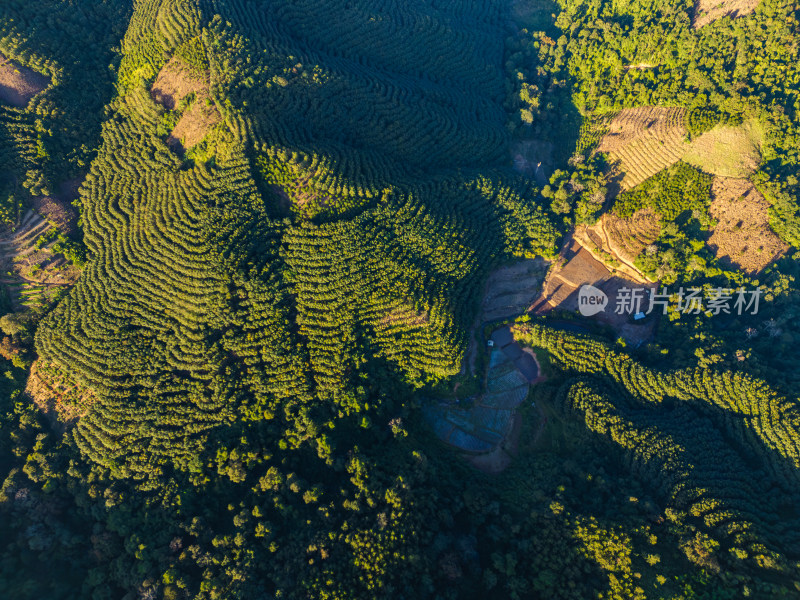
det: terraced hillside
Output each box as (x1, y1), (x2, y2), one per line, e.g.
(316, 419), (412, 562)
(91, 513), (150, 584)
(516, 323), (800, 586)
(33, 0), (559, 483)
(574, 212), (657, 283)
(597, 106), (688, 191)
(3, 0), (800, 599)
(531, 238), (655, 344)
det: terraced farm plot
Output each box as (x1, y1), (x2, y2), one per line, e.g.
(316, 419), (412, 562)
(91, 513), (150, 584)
(425, 328), (540, 471)
(573, 208), (660, 282)
(460, 257), (548, 375)
(532, 238), (655, 345)
(0, 53), (49, 107)
(602, 208), (661, 265)
(597, 106), (687, 191)
(0, 209), (78, 310)
(481, 257), (549, 321)
(693, 0), (761, 28)
(707, 177), (788, 274)
(598, 108), (763, 192)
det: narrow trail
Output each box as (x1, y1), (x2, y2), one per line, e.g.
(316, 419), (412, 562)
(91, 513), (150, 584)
(0, 277), (71, 287)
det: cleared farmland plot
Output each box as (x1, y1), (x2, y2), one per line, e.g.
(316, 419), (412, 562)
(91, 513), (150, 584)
(0, 53), (49, 107)
(480, 257), (549, 321)
(598, 108), (762, 192)
(531, 237), (655, 345)
(424, 345), (531, 457)
(707, 177), (788, 274)
(574, 208), (659, 283)
(693, 0), (761, 29)
(603, 208), (662, 265)
(0, 206), (79, 310)
(598, 107), (688, 191)
(151, 57), (221, 152)
(511, 139), (554, 186)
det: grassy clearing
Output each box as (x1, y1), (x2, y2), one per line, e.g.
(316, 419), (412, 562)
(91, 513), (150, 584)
(682, 119), (762, 177)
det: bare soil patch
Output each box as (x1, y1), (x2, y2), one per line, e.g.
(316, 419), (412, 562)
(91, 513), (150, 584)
(693, 0), (760, 28)
(151, 57), (221, 151)
(379, 304), (429, 328)
(265, 172), (336, 215)
(26, 360), (95, 430)
(150, 57), (206, 109)
(0, 53), (49, 107)
(707, 177), (788, 274)
(167, 98), (222, 151)
(461, 257), (549, 375)
(625, 63), (656, 70)
(532, 237), (655, 346)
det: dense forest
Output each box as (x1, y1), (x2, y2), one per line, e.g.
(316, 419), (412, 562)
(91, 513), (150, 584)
(0, 0), (799, 599)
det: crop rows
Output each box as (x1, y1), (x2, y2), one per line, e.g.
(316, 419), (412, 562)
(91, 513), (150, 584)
(34, 94), (309, 483)
(598, 106), (688, 190)
(562, 379), (796, 570)
(518, 323), (800, 491)
(205, 0), (510, 185)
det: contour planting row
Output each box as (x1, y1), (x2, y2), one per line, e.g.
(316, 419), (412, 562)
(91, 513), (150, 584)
(35, 99), (308, 482)
(208, 0), (509, 178)
(517, 324), (800, 479)
(562, 379), (798, 572)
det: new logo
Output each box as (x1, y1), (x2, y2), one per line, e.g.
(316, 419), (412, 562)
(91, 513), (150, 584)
(578, 284), (608, 316)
